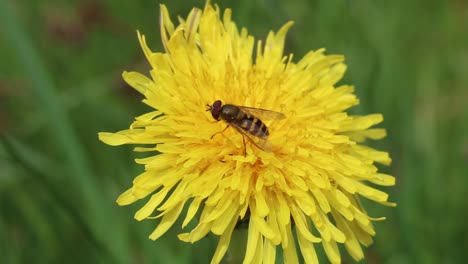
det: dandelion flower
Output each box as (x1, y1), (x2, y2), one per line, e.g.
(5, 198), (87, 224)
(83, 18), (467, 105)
(99, 3), (396, 264)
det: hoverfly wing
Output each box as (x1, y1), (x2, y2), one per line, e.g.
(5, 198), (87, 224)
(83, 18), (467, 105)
(235, 106), (286, 120)
(230, 124), (273, 152)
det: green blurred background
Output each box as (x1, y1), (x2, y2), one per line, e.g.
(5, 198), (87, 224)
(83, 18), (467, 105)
(1, 0), (467, 263)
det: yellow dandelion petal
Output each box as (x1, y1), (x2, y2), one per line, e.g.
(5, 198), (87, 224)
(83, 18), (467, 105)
(263, 237), (277, 264)
(350, 220), (374, 246)
(289, 203), (321, 243)
(115, 188), (136, 206)
(99, 2), (396, 263)
(283, 222), (300, 264)
(210, 211), (238, 264)
(211, 205), (239, 235)
(296, 225), (319, 264)
(134, 187), (169, 221)
(202, 193), (236, 224)
(324, 214), (347, 243)
(178, 222), (213, 243)
(292, 191), (317, 216)
(182, 198), (202, 228)
(264, 206), (282, 245)
(98, 131), (138, 146)
(254, 190), (270, 217)
(250, 198), (277, 243)
(322, 239), (341, 264)
(310, 209), (332, 242)
(332, 210), (365, 261)
(243, 217), (262, 264)
(148, 202), (184, 240)
(310, 187), (331, 213)
(369, 173), (396, 186)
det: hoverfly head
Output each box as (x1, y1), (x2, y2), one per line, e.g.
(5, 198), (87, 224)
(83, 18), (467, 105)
(208, 100), (223, 120)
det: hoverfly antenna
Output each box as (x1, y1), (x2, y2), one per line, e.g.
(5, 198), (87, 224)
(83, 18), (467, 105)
(206, 103), (212, 111)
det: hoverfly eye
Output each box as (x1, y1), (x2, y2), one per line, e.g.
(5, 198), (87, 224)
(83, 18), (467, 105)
(210, 100), (222, 120)
(213, 100), (222, 109)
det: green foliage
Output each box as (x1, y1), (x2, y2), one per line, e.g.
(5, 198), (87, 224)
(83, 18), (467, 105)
(1, 0), (467, 263)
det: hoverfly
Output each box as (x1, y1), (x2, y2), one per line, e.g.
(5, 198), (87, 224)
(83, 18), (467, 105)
(206, 100), (286, 152)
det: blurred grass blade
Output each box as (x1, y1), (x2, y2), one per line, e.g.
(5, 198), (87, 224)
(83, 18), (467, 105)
(2, 135), (61, 178)
(0, 0), (96, 208)
(1, 135), (120, 263)
(0, 1), (127, 262)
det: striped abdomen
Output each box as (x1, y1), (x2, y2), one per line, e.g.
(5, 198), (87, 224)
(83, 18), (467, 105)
(235, 113), (269, 138)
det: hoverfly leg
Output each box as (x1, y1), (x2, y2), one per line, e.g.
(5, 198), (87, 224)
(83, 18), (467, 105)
(242, 135), (246, 157)
(210, 125), (230, 139)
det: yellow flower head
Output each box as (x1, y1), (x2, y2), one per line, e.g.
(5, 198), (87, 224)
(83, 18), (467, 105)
(99, 3), (395, 264)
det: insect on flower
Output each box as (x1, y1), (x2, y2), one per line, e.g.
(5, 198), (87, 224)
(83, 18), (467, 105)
(207, 100), (286, 152)
(99, 3), (397, 263)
